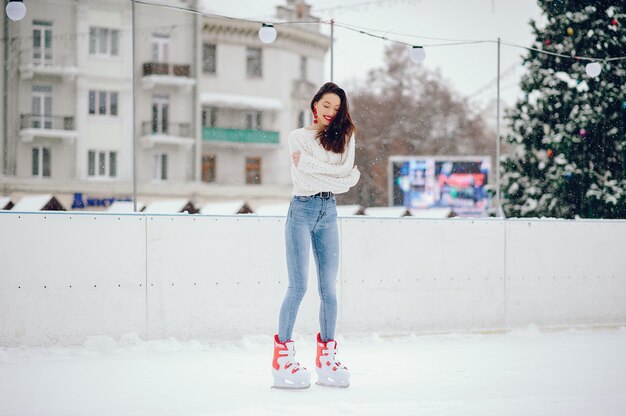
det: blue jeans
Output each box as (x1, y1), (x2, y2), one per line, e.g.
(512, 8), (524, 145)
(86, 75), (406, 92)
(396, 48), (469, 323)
(278, 194), (339, 343)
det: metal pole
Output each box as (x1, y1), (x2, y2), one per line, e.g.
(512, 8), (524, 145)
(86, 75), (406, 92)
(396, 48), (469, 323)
(132, 0), (138, 212)
(192, 0), (200, 183)
(330, 18), (334, 82)
(496, 37), (502, 217)
(3, 2), (9, 176)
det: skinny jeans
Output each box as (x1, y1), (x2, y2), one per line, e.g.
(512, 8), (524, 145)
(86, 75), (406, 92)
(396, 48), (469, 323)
(278, 194), (339, 343)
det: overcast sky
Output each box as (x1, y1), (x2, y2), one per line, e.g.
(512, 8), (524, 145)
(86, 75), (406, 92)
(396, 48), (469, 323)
(203, 0), (544, 109)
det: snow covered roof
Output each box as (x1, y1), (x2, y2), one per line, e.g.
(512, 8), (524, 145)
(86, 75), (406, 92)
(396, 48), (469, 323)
(409, 208), (454, 218)
(143, 199), (196, 214)
(200, 92), (283, 111)
(0, 196), (13, 210)
(253, 203), (290, 216)
(200, 201), (252, 215)
(12, 194), (65, 211)
(107, 201), (146, 213)
(336, 205), (364, 216)
(363, 207), (411, 218)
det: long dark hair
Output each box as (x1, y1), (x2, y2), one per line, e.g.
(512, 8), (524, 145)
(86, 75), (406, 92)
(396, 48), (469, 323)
(311, 82), (355, 154)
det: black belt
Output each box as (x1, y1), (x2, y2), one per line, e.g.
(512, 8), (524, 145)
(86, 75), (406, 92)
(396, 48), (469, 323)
(313, 191), (334, 199)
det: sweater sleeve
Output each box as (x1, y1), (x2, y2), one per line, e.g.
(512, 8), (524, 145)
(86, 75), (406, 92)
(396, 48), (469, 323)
(296, 135), (356, 178)
(290, 164), (360, 194)
(288, 130), (360, 194)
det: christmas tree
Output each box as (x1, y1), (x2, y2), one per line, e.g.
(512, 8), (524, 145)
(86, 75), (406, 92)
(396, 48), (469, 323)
(501, 1), (626, 218)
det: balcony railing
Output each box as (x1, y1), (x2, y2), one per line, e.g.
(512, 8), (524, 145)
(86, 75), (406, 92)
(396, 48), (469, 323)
(19, 47), (79, 80)
(20, 114), (75, 130)
(142, 121), (192, 137)
(142, 62), (191, 77)
(202, 127), (279, 145)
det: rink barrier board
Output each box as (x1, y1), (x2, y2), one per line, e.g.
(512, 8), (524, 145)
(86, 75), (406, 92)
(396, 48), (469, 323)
(1, 212), (625, 346)
(339, 218), (506, 333)
(504, 219), (626, 327)
(144, 215), (322, 341)
(0, 212), (147, 345)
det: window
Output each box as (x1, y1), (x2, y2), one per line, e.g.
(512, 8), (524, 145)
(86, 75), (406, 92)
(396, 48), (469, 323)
(202, 43), (216, 73)
(89, 27), (119, 57)
(151, 96), (169, 133)
(202, 155), (216, 183)
(300, 56), (307, 80)
(88, 91), (95, 114)
(33, 20), (52, 64)
(245, 111), (262, 130)
(246, 157), (261, 185)
(152, 153), (168, 181)
(110, 92), (118, 116)
(202, 106), (217, 127)
(32, 85), (52, 129)
(88, 150), (117, 178)
(32, 146), (51, 177)
(246, 47), (262, 77)
(88, 91), (118, 116)
(98, 91), (106, 115)
(152, 34), (170, 63)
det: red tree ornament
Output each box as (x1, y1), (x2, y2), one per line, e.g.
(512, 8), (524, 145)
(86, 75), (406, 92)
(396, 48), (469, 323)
(545, 39), (551, 45)
(547, 149), (554, 158)
(611, 19), (618, 26)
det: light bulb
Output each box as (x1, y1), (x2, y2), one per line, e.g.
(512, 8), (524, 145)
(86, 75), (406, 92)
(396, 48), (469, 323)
(585, 62), (602, 78)
(259, 24), (277, 44)
(6, 0), (26, 22)
(409, 46), (425, 64)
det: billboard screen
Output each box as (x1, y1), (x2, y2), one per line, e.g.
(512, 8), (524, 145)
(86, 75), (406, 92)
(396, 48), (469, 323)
(389, 156), (491, 217)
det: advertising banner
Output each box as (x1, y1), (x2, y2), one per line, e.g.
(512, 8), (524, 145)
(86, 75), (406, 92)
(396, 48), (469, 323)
(389, 156), (491, 217)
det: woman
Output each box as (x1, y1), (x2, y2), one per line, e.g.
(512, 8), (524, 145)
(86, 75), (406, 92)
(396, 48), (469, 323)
(271, 82), (360, 389)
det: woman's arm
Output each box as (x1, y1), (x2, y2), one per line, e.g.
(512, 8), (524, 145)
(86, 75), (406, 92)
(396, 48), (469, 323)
(295, 135), (356, 178)
(291, 163), (360, 193)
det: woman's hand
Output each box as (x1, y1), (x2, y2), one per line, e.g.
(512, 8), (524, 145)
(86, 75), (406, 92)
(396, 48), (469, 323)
(291, 151), (301, 167)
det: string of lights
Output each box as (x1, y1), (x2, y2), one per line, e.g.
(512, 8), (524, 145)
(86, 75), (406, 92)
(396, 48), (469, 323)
(128, 0), (626, 75)
(5, 0), (626, 76)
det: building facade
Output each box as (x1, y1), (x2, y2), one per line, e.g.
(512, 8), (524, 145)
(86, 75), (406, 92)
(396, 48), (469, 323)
(0, 0), (329, 202)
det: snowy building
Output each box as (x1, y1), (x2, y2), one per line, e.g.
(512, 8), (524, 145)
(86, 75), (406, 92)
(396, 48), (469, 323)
(199, 2), (329, 187)
(5, 0), (81, 180)
(0, 0), (329, 201)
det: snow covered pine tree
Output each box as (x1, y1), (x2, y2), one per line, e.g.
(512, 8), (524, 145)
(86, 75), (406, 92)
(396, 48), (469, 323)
(501, 1), (626, 218)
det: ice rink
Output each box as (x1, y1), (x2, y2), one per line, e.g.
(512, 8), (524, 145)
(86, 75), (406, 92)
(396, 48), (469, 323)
(1, 326), (625, 416)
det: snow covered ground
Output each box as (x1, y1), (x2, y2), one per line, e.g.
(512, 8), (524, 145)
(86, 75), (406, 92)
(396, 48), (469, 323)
(1, 326), (625, 416)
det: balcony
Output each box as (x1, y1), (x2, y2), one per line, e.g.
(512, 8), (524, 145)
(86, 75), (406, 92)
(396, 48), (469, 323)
(19, 51), (79, 81)
(202, 127), (279, 146)
(140, 121), (194, 149)
(19, 114), (77, 143)
(141, 62), (196, 89)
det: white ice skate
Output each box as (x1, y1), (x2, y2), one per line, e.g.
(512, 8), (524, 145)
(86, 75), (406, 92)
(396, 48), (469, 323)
(271, 334), (311, 389)
(315, 332), (350, 388)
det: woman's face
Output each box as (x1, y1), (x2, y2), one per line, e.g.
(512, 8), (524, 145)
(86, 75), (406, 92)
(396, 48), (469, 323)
(314, 93), (341, 127)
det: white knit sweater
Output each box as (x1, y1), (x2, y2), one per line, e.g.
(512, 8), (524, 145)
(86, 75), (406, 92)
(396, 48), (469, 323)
(288, 127), (361, 196)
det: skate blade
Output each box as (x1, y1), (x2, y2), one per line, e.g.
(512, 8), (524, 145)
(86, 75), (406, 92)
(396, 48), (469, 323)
(271, 383), (310, 390)
(316, 381), (350, 389)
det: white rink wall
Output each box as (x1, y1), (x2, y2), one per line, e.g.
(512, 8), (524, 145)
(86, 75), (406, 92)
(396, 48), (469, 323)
(1, 212), (625, 346)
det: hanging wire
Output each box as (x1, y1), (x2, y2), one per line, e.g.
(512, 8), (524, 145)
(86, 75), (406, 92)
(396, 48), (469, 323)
(129, 0), (626, 63)
(314, 0), (421, 14)
(332, 21), (492, 48)
(500, 40), (626, 62)
(333, 20), (490, 43)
